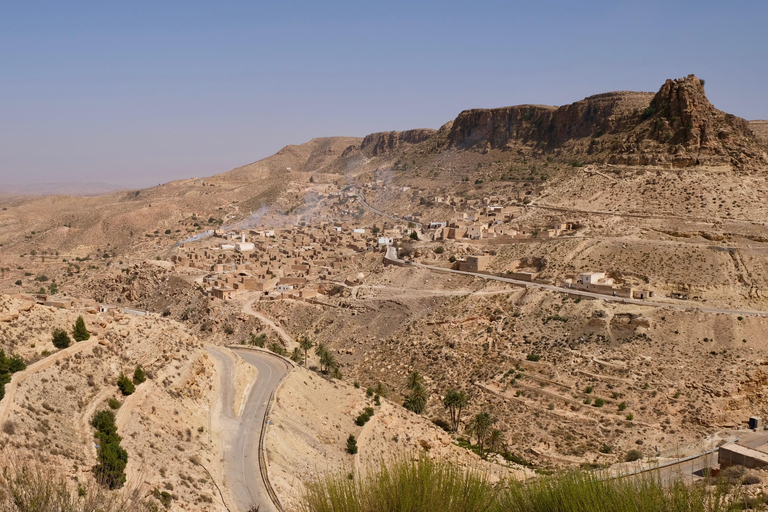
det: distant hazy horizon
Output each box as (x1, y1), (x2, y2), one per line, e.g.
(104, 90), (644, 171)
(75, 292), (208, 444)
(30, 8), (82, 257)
(1, 0), (766, 189)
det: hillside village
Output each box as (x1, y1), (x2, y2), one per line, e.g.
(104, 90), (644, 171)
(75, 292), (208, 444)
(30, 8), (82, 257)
(2, 74), (768, 511)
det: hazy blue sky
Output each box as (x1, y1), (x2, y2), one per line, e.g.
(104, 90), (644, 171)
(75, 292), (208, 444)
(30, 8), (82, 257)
(1, 1), (766, 188)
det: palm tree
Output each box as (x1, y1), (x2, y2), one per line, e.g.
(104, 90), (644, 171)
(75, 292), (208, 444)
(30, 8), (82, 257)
(404, 383), (429, 414)
(487, 429), (504, 456)
(443, 389), (460, 431)
(298, 335), (314, 366)
(456, 390), (469, 431)
(320, 350), (336, 374)
(406, 371), (423, 391)
(374, 382), (388, 398)
(290, 347), (302, 363)
(314, 342), (327, 370)
(466, 412), (494, 458)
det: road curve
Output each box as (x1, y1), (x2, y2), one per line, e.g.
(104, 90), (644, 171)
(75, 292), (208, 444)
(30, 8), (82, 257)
(207, 346), (291, 512)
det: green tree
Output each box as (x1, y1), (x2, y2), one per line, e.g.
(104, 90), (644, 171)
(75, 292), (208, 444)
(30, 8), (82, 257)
(487, 429), (505, 455)
(406, 371), (424, 391)
(320, 350), (336, 374)
(299, 335), (314, 366)
(404, 383), (428, 415)
(249, 333), (266, 348)
(346, 434), (358, 455)
(315, 343), (329, 371)
(443, 389), (465, 431)
(52, 328), (71, 349)
(132, 366), (146, 385)
(290, 347), (302, 363)
(373, 382), (388, 398)
(117, 373), (135, 396)
(72, 315), (91, 342)
(410, 230), (419, 240)
(91, 410), (127, 489)
(455, 390), (468, 431)
(466, 412), (494, 458)
(1, 350), (26, 402)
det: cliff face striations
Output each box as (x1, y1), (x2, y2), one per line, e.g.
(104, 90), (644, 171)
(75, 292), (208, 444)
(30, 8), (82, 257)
(434, 75), (767, 169)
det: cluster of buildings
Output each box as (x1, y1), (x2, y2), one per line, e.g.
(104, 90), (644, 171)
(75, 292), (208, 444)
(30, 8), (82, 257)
(566, 272), (653, 300)
(171, 224), (408, 301)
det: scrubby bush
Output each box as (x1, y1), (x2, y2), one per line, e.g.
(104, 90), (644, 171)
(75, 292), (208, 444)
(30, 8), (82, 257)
(346, 434), (358, 455)
(117, 373), (135, 396)
(625, 449), (643, 462)
(132, 366), (146, 385)
(108, 398), (121, 410)
(52, 328), (71, 349)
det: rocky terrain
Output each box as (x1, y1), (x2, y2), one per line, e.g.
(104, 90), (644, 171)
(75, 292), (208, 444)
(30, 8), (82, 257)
(0, 295), (228, 511)
(1, 74), (768, 510)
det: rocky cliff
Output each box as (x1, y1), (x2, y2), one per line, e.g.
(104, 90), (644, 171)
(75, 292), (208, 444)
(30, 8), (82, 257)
(352, 128), (437, 156)
(440, 74), (766, 169)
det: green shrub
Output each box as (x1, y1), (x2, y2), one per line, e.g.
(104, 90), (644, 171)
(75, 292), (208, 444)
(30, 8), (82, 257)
(434, 246), (445, 254)
(153, 488), (173, 508)
(249, 333), (266, 347)
(346, 434), (358, 455)
(108, 398), (121, 410)
(593, 398), (605, 408)
(625, 449), (643, 462)
(117, 373), (135, 396)
(618, 401), (627, 411)
(52, 328), (71, 349)
(526, 354), (541, 362)
(72, 315), (91, 341)
(133, 366), (146, 385)
(91, 409), (127, 489)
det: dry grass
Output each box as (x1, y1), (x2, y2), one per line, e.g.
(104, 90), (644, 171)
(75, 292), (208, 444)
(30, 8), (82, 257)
(0, 455), (155, 512)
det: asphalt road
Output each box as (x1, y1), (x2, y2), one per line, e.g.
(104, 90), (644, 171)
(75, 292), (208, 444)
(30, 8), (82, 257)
(207, 347), (291, 512)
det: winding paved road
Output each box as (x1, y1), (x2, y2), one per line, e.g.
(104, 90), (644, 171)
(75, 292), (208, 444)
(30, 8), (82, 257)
(207, 346), (291, 512)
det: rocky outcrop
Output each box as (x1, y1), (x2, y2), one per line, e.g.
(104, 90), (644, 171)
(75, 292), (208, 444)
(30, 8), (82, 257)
(441, 74), (767, 169)
(750, 120), (768, 147)
(446, 91), (652, 152)
(607, 75), (765, 168)
(348, 129), (437, 157)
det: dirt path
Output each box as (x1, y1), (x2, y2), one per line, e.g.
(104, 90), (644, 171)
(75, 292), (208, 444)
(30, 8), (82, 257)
(383, 249), (768, 317)
(0, 337), (98, 426)
(243, 297), (296, 349)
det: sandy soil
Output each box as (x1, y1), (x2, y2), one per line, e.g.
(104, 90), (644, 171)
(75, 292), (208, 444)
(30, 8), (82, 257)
(264, 365), (530, 511)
